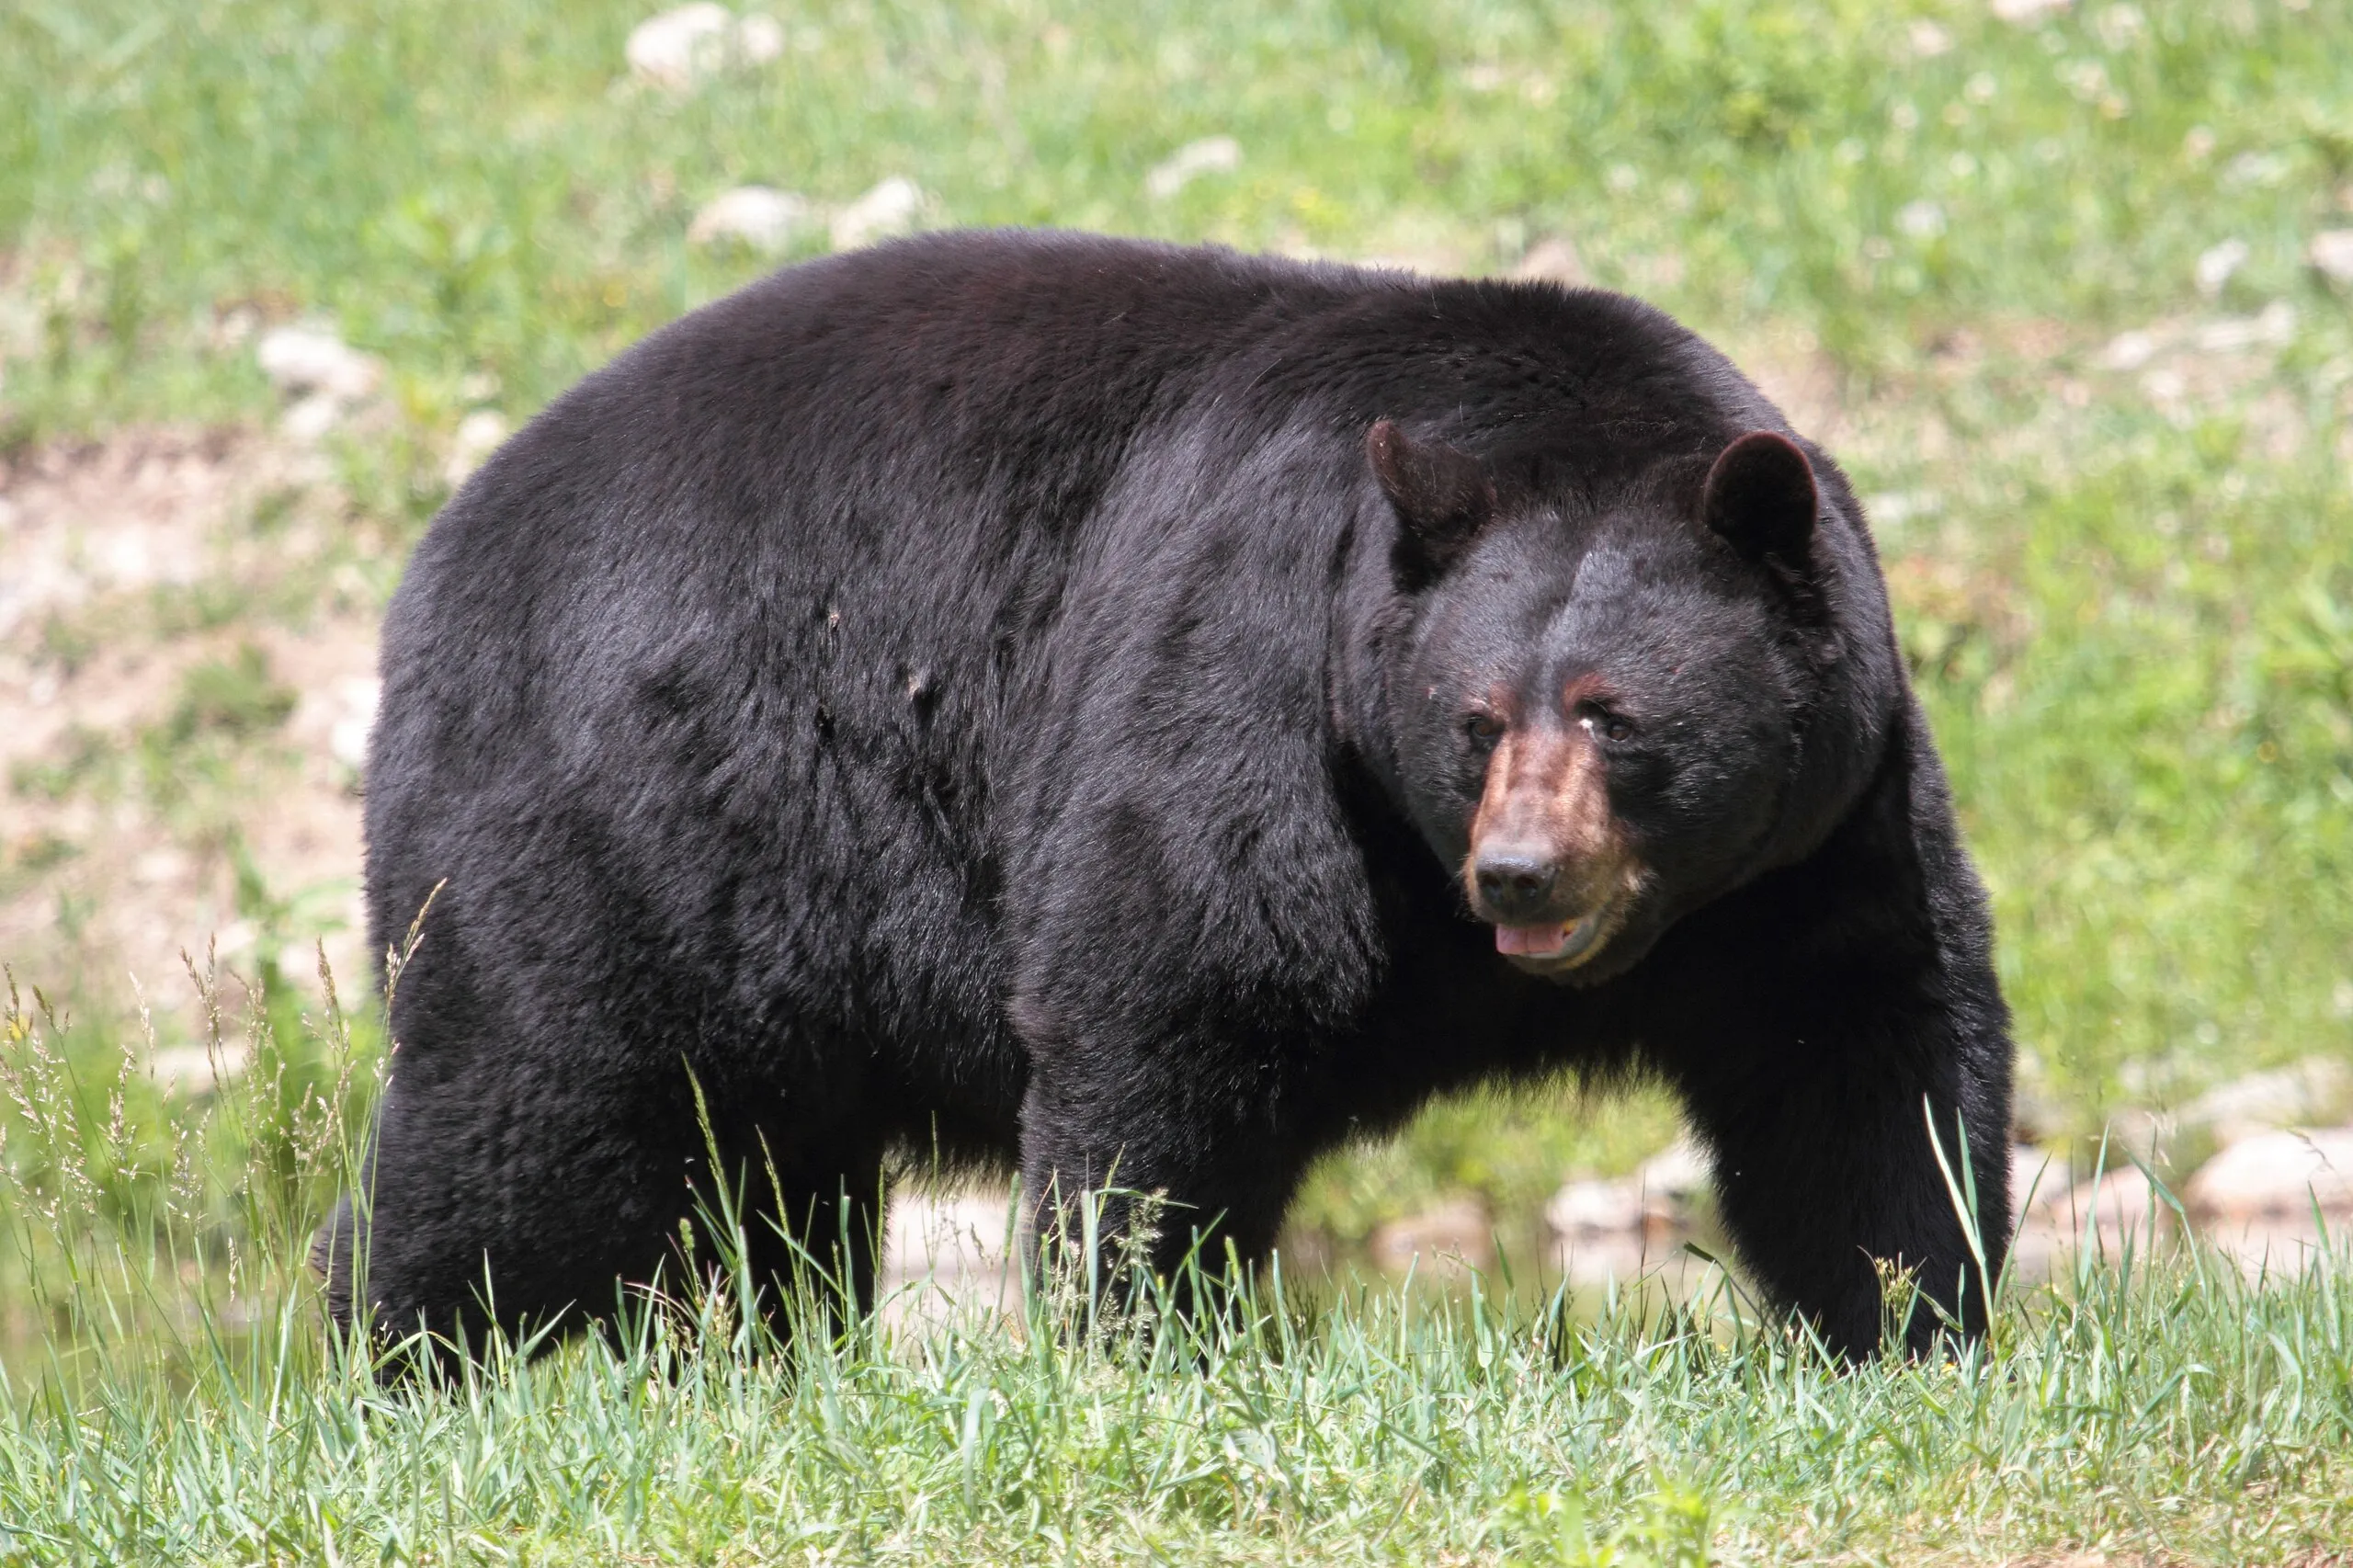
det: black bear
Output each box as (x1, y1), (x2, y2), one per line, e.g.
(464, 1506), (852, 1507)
(320, 229), (2013, 1360)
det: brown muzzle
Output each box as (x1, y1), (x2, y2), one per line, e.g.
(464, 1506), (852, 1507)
(1465, 722), (1644, 966)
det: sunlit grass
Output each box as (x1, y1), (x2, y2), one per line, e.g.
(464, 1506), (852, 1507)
(11, 1256), (2351, 1563)
(2, 954), (2349, 1562)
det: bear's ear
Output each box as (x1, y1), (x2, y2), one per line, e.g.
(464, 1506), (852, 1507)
(1368, 418), (1495, 590)
(1701, 430), (1819, 566)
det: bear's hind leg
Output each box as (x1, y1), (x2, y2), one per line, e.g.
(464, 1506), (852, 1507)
(331, 1060), (704, 1357)
(719, 1148), (890, 1338)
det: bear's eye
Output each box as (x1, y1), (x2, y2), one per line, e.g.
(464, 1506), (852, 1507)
(1580, 707), (1636, 744)
(1462, 711), (1504, 747)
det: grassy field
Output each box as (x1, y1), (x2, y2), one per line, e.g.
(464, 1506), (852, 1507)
(3, 0), (2353, 1558)
(4, 975), (2351, 1563)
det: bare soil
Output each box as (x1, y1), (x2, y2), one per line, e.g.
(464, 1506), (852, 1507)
(0, 425), (386, 1051)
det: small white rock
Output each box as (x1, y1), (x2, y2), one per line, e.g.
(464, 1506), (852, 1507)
(210, 306), (257, 351)
(2094, 1108), (2177, 1165)
(2033, 1165), (2175, 1237)
(829, 176), (924, 252)
(1368, 1198), (1494, 1274)
(735, 12), (784, 62)
(132, 847), (188, 887)
(2224, 151), (2288, 189)
(1144, 136), (1243, 201)
(2097, 329), (2161, 372)
(329, 677), (381, 769)
(2194, 237), (2249, 298)
(2194, 300), (2295, 353)
(442, 409), (510, 489)
(2139, 365), (2188, 408)
(625, 3), (733, 88)
(2308, 229), (2353, 287)
(1989, 0), (2071, 23)
(2189, 1129), (2353, 1276)
(2186, 1129), (2353, 1221)
(1545, 1177), (1643, 1236)
(2177, 1060), (2352, 1146)
(687, 185), (809, 253)
(256, 325), (382, 404)
(280, 392), (346, 442)
(1865, 491), (1939, 528)
(2010, 1142), (2064, 1210)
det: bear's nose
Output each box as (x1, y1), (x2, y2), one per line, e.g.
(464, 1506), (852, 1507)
(1474, 851), (1559, 922)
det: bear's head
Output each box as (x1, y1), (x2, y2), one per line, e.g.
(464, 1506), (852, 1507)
(1369, 418), (1887, 986)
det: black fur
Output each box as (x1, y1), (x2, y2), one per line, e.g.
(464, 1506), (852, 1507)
(321, 230), (2013, 1360)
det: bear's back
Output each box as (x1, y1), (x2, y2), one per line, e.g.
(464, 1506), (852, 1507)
(359, 232), (1771, 1024)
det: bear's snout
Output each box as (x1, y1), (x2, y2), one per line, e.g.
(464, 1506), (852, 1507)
(1472, 849), (1560, 924)
(1464, 722), (1643, 968)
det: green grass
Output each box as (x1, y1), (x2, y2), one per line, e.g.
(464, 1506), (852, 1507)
(6, 1247), (2351, 1564)
(4, 0), (2353, 1556)
(4, 975), (2351, 1564)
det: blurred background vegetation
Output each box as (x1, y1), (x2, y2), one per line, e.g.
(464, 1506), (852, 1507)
(1, 0), (2349, 1255)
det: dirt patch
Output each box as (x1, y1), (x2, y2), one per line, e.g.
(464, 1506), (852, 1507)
(0, 426), (384, 1044)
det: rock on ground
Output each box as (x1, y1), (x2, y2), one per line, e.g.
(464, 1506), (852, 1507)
(687, 186), (809, 254)
(2309, 230), (2353, 287)
(442, 410), (510, 489)
(2186, 1128), (2353, 1276)
(2009, 1158), (2178, 1279)
(1543, 1140), (1707, 1242)
(1545, 1176), (1689, 1285)
(829, 177), (924, 252)
(2194, 238), (2249, 298)
(256, 325), (383, 440)
(883, 1190), (1016, 1281)
(1546, 1176), (1646, 1237)
(1144, 137), (1241, 201)
(2177, 1059), (2352, 1146)
(323, 676), (381, 770)
(877, 1189), (1019, 1332)
(625, 5), (782, 91)
(1543, 1137), (1710, 1284)
(1368, 1199), (1494, 1276)
(255, 325), (381, 403)
(1635, 1137), (1710, 1207)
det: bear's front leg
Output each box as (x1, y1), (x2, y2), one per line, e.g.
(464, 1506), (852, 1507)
(1016, 1047), (1305, 1300)
(1665, 980), (2013, 1359)
(1004, 706), (1384, 1305)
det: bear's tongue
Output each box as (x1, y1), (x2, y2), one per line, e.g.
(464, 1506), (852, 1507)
(1495, 921), (1572, 957)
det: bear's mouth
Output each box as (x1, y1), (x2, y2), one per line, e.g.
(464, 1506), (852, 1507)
(1494, 904), (1616, 970)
